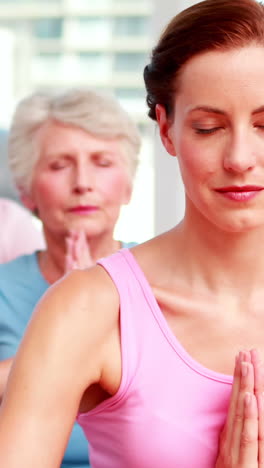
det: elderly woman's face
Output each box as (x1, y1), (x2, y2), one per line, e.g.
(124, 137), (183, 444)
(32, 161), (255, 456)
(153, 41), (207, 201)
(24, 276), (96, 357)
(157, 45), (264, 233)
(28, 121), (132, 238)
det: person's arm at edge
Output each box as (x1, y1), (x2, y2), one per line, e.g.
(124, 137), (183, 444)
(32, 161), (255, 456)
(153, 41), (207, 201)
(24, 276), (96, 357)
(0, 265), (119, 468)
(0, 358), (13, 404)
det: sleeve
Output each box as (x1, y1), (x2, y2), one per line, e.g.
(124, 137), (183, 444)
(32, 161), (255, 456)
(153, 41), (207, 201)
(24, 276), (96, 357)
(0, 259), (25, 360)
(0, 286), (19, 360)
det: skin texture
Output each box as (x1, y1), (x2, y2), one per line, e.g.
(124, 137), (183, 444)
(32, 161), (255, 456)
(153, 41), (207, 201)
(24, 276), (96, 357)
(2, 46), (264, 466)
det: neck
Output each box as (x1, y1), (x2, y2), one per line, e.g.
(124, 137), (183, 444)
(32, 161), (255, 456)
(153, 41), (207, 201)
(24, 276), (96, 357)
(172, 204), (264, 296)
(38, 229), (120, 284)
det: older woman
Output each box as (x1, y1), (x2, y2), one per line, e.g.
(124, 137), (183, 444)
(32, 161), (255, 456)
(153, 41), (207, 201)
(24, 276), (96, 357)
(0, 88), (140, 467)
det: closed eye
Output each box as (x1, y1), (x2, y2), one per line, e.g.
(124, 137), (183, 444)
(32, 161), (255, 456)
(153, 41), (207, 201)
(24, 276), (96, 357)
(97, 159), (112, 167)
(92, 153), (113, 167)
(194, 127), (222, 135)
(50, 162), (69, 170)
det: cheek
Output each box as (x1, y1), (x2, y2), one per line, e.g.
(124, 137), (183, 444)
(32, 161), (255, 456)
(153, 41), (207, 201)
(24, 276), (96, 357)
(98, 170), (130, 202)
(178, 138), (216, 183)
(31, 175), (64, 208)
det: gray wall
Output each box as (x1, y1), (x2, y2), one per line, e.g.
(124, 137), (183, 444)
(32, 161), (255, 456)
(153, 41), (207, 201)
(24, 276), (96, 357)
(152, 0), (200, 235)
(0, 129), (18, 201)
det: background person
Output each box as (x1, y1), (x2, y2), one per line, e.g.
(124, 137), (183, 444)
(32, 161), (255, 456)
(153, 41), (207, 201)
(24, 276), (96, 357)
(0, 88), (140, 468)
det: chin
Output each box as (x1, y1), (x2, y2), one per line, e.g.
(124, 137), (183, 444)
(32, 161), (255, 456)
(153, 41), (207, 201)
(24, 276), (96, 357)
(212, 214), (264, 234)
(67, 219), (102, 232)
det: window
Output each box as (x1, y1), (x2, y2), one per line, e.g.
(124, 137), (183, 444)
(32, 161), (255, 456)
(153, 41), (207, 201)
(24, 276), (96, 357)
(67, 17), (111, 43)
(77, 52), (111, 77)
(67, 0), (110, 7)
(114, 53), (147, 73)
(114, 16), (149, 37)
(115, 88), (145, 100)
(33, 18), (63, 39)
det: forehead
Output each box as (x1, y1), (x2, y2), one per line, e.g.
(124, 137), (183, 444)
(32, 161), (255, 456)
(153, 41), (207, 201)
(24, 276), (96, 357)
(175, 46), (264, 115)
(35, 120), (122, 156)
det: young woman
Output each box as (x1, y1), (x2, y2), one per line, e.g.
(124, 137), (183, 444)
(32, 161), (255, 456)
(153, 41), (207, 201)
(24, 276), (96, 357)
(0, 88), (140, 467)
(1, 0), (264, 466)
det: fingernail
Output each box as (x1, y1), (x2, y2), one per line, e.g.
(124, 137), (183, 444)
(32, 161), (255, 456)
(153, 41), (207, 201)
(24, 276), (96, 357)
(241, 362), (248, 377)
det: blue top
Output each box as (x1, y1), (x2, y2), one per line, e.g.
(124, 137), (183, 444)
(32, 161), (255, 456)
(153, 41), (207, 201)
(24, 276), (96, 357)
(0, 242), (136, 468)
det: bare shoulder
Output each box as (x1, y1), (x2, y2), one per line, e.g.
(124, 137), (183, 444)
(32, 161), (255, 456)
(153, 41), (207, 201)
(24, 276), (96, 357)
(16, 264), (120, 390)
(36, 264), (119, 333)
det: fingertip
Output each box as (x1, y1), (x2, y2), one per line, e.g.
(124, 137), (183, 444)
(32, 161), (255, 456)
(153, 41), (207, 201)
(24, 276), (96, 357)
(250, 348), (260, 363)
(241, 362), (249, 378)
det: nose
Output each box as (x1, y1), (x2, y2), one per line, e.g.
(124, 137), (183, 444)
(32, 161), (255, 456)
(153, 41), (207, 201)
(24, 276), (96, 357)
(73, 162), (94, 195)
(223, 130), (256, 174)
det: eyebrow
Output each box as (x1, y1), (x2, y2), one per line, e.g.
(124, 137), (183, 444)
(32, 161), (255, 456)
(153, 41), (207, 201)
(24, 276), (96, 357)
(46, 153), (72, 160)
(189, 106), (226, 115)
(46, 150), (115, 160)
(189, 105), (264, 116)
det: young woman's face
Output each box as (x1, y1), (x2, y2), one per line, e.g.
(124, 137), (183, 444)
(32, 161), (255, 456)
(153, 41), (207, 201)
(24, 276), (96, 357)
(158, 46), (264, 232)
(26, 121), (132, 239)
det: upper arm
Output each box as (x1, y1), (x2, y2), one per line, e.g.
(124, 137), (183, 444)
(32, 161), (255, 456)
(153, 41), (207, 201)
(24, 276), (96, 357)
(0, 265), (119, 468)
(0, 358), (13, 403)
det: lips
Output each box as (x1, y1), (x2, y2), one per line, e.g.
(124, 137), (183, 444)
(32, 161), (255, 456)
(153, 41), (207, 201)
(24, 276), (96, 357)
(214, 185), (264, 202)
(215, 185), (264, 193)
(69, 205), (98, 213)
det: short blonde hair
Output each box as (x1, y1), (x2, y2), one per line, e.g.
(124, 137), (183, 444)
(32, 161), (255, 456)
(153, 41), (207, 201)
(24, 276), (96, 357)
(8, 88), (141, 192)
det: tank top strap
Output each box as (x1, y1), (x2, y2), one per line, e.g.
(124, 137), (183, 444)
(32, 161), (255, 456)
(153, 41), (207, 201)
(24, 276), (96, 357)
(97, 248), (155, 396)
(97, 248), (148, 311)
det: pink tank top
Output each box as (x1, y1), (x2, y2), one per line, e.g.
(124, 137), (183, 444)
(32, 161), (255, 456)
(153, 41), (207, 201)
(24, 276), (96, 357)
(77, 249), (233, 468)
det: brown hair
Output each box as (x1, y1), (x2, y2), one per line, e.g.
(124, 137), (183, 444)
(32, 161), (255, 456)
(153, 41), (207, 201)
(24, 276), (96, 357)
(144, 0), (264, 120)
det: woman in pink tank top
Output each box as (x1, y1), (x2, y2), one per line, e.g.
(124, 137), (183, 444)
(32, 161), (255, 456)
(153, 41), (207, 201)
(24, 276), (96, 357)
(1, 1), (264, 467)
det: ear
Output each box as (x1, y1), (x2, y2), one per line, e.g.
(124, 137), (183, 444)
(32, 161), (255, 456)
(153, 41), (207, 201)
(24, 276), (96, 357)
(156, 104), (177, 156)
(18, 187), (37, 212)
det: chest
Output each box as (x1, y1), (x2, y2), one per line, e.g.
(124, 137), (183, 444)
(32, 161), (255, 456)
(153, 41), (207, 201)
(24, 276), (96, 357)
(156, 288), (264, 375)
(79, 333), (232, 468)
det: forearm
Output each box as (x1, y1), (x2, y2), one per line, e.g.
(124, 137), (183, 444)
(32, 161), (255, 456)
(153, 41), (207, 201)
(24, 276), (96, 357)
(0, 358), (13, 404)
